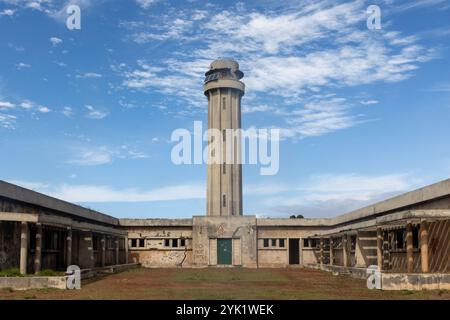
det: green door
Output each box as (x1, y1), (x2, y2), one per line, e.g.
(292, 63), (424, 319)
(217, 239), (232, 265)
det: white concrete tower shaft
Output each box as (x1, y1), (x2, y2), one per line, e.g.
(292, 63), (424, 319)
(204, 59), (245, 217)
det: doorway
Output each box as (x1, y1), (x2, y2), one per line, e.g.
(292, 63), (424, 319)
(289, 238), (300, 264)
(217, 238), (232, 265)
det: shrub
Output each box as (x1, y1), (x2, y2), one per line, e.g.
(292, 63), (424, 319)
(0, 268), (23, 277)
(38, 269), (64, 277)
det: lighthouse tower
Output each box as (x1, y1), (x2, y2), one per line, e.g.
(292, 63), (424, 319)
(204, 59), (245, 217)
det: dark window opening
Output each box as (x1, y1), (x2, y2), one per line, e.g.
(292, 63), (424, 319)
(223, 164), (226, 174)
(93, 235), (99, 251)
(279, 239), (285, 247)
(131, 239), (137, 248)
(413, 226), (419, 248)
(395, 229), (405, 249)
(271, 239), (277, 247)
(263, 239), (269, 248)
(164, 239), (170, 247)
(223, 194), (226, 207)
(172, 239), (178, 248)
(303, 239), (309, 247)
(222, 97), (226, 110)
(180, 239), (186, 247)
(139, 239), (145, 248)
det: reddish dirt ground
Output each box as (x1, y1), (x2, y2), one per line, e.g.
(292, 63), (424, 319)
(0, 268), (449, 300)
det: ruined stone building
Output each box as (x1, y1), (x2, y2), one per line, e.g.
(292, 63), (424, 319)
(1, 59), (449, 290)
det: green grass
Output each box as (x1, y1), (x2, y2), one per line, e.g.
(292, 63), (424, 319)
(0, 268), (23, 277)
(0, 268), (64, 277)
(37, 269), (65, 277)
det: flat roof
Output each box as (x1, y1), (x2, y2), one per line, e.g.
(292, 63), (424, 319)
(0, 180), (118, 226)
(119, 219), (193, 227)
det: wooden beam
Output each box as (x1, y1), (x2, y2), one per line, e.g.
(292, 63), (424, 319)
(420, 221), (429, 273)
(343, 235), (348, 268)
(376, 228), (383, 271)
(20, 222), (28, 275)
(329, 238), (334, 266)
(0, 212), (38, 222)
(34, 223), (42, 274)
(319, 238), (324, 267)
(406, 222), (414, 273)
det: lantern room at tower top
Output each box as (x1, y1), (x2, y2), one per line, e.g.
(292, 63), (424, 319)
(204, 59), (245, 95)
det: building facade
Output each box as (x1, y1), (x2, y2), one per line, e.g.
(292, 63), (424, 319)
(0, 59), (449, 290)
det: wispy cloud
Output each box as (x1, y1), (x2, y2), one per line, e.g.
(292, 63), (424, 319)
(49, 36), (62, 46)
(62, 106), (73, 117)
(76, 72), (102, 79)
(15, 62), (31, 70)
(0, 113), (16, 129)
(135, 0), (159, 10)
(68, 146), (113, 166)
(7, 179), (203, 203)
(68, 144), (149, 166)
(264, 173), (422, 217)
(0, 8), (15, 16)
(84, 105), (108, 119)
(0, 101), (15, 109)
(116, 0), (437, 139)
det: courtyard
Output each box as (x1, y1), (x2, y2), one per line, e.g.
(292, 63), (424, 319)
(0, 268), (449, 300)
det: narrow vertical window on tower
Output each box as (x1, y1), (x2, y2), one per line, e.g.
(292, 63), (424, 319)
(222, 129), (226, 142)
(223, 194), (226, 207)
(222, 97), (226, 110)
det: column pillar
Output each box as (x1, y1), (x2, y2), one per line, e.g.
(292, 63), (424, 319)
(34, 223), (42, 274)
(343, 235), (348, 268)
(406, 222), (414, 273)
(376, 228), (383, 271)
(420, 221), (429, 273)
(319, 238), (324, 267)
(115, 238), (119, 265)
(20, 222), (28, 275)
(66, 227), (72, 266)
(101, 235), (106, 267)
(125, 236), (129, 264)
(329, 237), (334, 266)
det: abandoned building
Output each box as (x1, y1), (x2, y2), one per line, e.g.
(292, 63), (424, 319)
(1, 59), (449, 290)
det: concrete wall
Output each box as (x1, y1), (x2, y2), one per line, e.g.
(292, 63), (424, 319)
(192, 216), (257, 267)
(126, 226), (193, 267)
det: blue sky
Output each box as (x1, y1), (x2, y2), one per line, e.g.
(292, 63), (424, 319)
(1, 0), (450, 219)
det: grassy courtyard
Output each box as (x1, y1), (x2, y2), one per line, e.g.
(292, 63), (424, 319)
(0, 267), (449, 300)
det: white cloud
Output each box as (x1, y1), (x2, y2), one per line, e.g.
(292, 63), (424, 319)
(0, 113), (16, 129)
(53, 61), (66, 67)
(49, 37), (62, 46)
(135, 0), (158, 9)
(15, 62), (31, 69)
(69, 146), (113, 166)
(20, 100), (33, 109)
(0, 9), (15, 16)
(360, 100), (379, 105)
(38, 106), (51, 113)
(76, 72), (102, 79)
(7, 179), (204, 203)
(0, 101), (15, 109)
(264, 173), (420, 217)
(62, 106), (73, 117)
(85, 105), (108, 119)
(116, 1), (436, 139)
(68, 144), (148, 166)
(242, 104), (275, 114)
